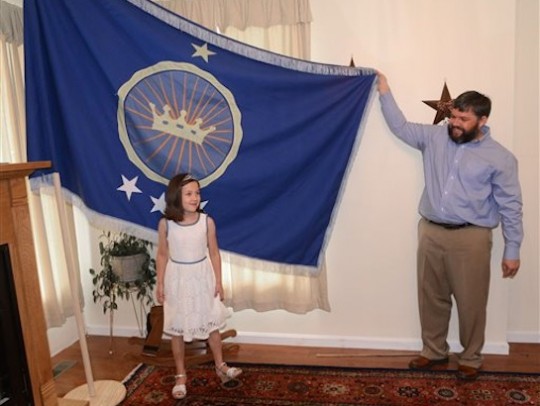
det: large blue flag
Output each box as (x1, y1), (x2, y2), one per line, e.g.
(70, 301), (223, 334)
(25, 0), (376, 273)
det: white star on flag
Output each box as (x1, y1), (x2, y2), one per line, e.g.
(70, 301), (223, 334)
(150, 193), (166, 214)
(117, 175), (142, 201)
(192, 43), (216, 62)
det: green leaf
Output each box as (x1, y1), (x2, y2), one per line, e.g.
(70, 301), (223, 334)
(89, 230), (157, 315)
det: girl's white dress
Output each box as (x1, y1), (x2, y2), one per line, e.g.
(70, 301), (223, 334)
(162, 213), (230, 341)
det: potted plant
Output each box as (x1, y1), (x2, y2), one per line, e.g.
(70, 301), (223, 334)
(90, 231), (156, 350)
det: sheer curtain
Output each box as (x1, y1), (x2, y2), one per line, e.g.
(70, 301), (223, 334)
(156, 0), (330, 313)
(158, 0), (311, 58)
(1, 0), (82, 327)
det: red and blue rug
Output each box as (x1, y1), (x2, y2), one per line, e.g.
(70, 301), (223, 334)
(121, 363), (540, 405)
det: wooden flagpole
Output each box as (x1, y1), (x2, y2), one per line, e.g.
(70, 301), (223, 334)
(52, 173), (126, 405)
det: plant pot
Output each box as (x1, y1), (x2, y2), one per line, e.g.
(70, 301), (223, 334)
(110, 253), (146, 282)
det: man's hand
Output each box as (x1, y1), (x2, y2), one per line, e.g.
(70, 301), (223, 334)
(377, 71), (390, 95)
(502, 259), (520, 278)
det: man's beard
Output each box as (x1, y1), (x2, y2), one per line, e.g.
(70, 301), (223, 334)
(447, 122), (480, 144)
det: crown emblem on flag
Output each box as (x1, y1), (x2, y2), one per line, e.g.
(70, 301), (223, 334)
(150, 103), (215, 145)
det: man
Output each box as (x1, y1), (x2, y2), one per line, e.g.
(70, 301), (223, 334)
(377, 72), (523, 380)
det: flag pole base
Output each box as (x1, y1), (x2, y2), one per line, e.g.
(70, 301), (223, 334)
(63, 380), (126, 406)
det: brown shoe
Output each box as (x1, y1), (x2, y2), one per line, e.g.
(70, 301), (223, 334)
(409, 356), (449, 370)
(457, 365), (480, 380)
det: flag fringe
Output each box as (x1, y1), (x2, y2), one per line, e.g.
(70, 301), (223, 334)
(129, 0), (375, 76)
(30, 174), (324, 276)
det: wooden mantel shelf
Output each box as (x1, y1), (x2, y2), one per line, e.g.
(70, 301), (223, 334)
(0, 160), (51, 179)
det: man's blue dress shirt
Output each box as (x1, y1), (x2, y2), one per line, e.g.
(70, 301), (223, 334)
(380, 91), (523, 260)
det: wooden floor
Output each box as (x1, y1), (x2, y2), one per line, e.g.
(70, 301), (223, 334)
(51, 334), (540, 398)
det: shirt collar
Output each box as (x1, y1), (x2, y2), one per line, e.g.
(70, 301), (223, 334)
(472, 125), (490, 144)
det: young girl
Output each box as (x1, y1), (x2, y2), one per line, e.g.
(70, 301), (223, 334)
(156, 173), (242, 400)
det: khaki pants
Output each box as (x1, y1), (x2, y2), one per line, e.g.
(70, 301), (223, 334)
(417, 218), (492, 368)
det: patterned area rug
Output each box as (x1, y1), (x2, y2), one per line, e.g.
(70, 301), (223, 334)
(120, 363), (540, 405)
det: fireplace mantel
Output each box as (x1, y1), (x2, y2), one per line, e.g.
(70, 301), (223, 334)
(0, 162), (65, 405)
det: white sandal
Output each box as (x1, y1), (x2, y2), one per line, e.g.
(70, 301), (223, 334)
(215, 362), (242, 383)
(172, 373), (187, 399)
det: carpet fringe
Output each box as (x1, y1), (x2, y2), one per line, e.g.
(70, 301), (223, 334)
(122, 363), (144, 384)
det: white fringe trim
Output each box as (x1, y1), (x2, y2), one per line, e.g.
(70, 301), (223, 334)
(30, 174), (325, 276)
(223, 250), (320, 277)
(128, 0), (375, 76)
(122, 362), (145, 383)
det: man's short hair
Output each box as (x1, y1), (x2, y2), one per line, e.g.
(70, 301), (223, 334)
(453, 91), (491, 118)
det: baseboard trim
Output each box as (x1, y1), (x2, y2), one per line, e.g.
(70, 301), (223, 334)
(230, 331), (421, 351)
(506, 331), (540, 343)
(86, 325), (146, 339)
(228, 332), (510, 355)
(85, 325), (511, 354)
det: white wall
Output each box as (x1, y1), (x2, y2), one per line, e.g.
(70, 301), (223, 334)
(508, 0), (540, 343)
(48, 0), (540, 356)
